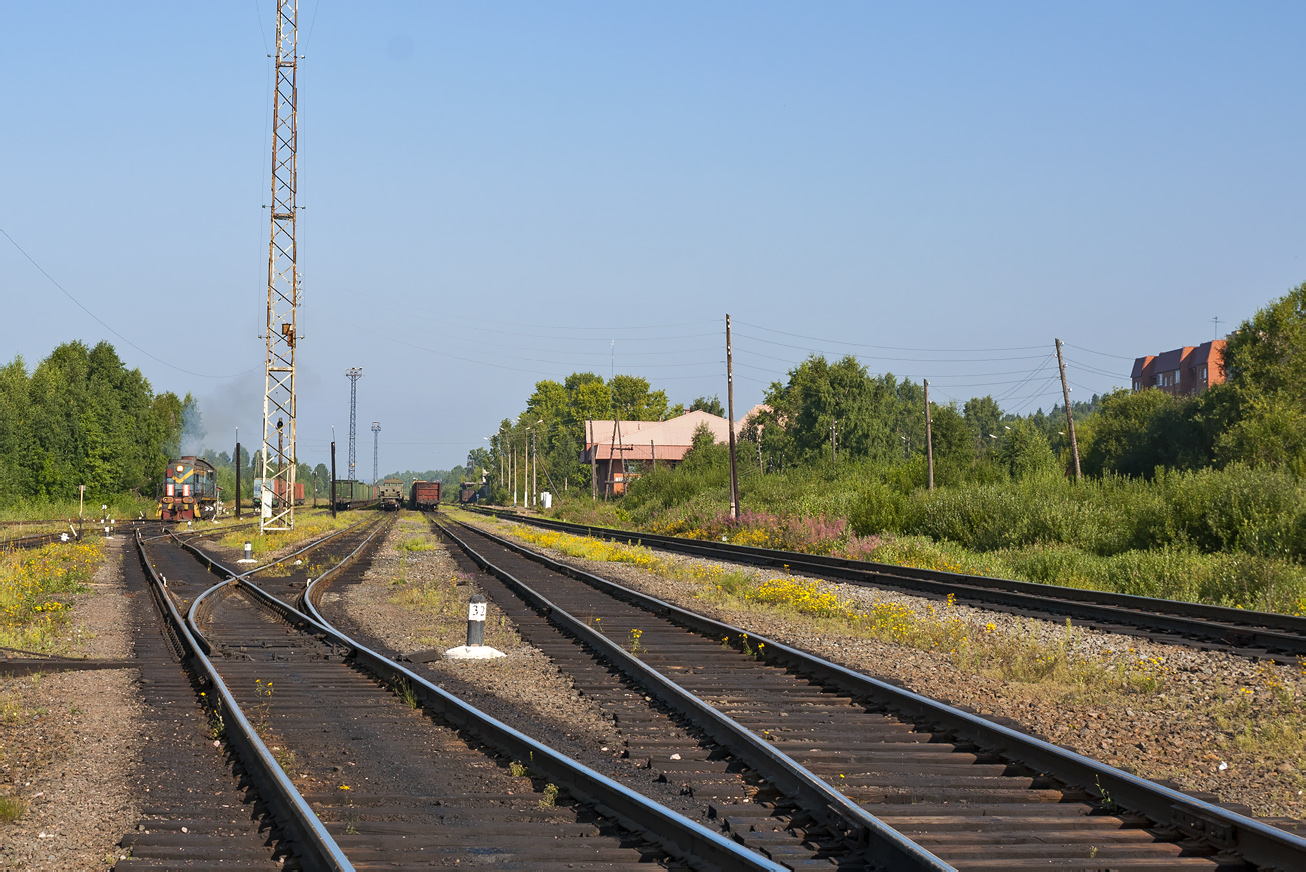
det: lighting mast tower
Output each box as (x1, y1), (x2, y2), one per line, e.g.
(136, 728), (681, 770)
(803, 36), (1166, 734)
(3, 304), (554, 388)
(345, 368), (363, 480)
(371, 422), (381, 485)
(260, 0), (301, 533)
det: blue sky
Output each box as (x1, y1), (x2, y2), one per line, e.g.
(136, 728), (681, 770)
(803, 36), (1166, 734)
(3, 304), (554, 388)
(2, 2), (1300, 472)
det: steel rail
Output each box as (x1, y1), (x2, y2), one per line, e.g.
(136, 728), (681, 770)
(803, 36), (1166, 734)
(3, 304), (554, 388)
(434, 517), (954, 871)
(169, 514), (376, 582)
(181, 516), (787, 872)
(133, 530), (353, 872)
(452, 513), (1306, 872)
(470, 508), (1306, 658)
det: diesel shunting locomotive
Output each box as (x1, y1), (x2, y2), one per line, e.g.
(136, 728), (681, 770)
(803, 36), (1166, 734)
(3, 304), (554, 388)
(159, 456), (219, 521)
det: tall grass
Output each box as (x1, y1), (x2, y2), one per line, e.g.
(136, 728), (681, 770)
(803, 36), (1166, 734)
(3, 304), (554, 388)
(0, 493), (157, 523)
(0, 540), (102, 652)
(551, 459), (1306, 614)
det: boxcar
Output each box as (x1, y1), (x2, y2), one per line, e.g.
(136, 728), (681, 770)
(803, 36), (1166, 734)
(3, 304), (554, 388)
(332, 479), (374, 509)
(410, 480), (441, 510)
(254, 479), (306, 507)
(159, 456), (219, 521)
(377, 478), (405, 510)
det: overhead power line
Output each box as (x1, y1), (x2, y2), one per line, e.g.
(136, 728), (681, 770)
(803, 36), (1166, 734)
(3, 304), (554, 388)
(736, 320), (1048, 353)
(1, 227), (256, 380)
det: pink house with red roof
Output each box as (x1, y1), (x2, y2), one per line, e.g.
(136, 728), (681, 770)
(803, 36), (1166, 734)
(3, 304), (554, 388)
(1130, 340), (1226, 396)
(584, 406), (766, 496)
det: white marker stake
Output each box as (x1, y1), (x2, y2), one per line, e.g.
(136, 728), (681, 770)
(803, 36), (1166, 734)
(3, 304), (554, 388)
(466, 595), (487, 647)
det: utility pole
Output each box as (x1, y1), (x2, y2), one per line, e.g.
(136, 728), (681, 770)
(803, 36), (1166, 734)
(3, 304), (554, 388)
(590, 422), (597, 501)
(725, 314), (740, 521)
(330, 434), (337, 519)
(924, 379), (935, 492)
(1055, 339), (1083, 482)
(345, 368), (362, 481)
(259, 0), (301, 533)
(371, 421), (380, 486)
(830, 419), (838, 463)
(234, 429), (241, 519)
(532, 427), (538, 508)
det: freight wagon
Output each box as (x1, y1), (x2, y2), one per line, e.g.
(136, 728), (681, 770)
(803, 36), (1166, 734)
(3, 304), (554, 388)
(410, 480), (441, 510)
(458, 481), (481, 504)
(332, 479), (375, 509)
(253, 479), (306, 506)
(377, 478), (405, 510)
(159, 457), (218, 521)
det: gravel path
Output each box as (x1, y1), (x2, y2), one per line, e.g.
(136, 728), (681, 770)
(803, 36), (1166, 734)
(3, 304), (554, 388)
(469, 514), (1306, 822)
(0, 537), (143, 871)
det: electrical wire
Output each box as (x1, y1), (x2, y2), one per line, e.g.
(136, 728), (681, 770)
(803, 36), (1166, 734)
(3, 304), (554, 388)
(736, 320), (1047, 353)
(1066, 342), (1136, 361)
(1, 228), (257, 380)
(1064, 357), (1127, 379)
(734, 330), (1052, 363)
(354, 289), (719, 335)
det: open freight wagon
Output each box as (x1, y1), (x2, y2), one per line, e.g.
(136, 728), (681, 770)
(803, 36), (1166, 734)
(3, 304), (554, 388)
(410, 480), (441, 510)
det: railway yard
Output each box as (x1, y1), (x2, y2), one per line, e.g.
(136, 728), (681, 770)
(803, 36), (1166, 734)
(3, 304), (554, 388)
(1, 508), (1305, 870)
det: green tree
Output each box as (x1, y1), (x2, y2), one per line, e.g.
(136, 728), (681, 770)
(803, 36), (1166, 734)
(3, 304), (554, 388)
(689, 395), (725, 416)
(1207, 281), (1306, 469)
(610, 375), (669, 421)
(313, 463), (330, 495)
(994, 419), (1057, 479)
(1081, 388), (1210, 478)
(963, 395), (1003, 452)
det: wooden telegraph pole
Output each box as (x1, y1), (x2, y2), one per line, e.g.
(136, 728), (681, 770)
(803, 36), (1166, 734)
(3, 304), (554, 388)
(1055, 339), (1083, 481)
(726, 314), (740, 521)
(924, 379), (935, 491)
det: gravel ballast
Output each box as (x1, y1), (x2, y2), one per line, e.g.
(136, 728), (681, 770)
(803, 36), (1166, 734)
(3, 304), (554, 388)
(467, 513), (1306, 823)
(322, 515), (766, 825)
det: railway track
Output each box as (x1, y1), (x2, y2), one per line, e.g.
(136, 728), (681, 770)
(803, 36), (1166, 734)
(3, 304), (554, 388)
(436, 513), (1306, 871)
(126, 514), (785, 870)
(467, 509), (1306, 663)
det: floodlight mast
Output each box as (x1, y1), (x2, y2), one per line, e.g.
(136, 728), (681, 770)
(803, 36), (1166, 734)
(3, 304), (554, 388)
(260, 0), (300, 533)
(345, 368), (363, 480)
(371, 421), (381, 486)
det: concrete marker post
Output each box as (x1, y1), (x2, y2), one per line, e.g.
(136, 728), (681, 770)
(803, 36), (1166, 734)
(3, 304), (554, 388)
(466, 595), (487, 647)
(443, 594), (503, 659)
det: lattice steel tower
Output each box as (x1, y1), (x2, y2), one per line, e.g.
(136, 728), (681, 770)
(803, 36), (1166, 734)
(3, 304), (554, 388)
(260, 0), (300, 533)
(371, 421), (381, 485)
(345, 367), (363, 480)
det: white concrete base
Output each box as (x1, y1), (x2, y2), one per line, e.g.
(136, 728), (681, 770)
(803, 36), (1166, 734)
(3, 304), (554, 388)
(442, 645), (506, 660)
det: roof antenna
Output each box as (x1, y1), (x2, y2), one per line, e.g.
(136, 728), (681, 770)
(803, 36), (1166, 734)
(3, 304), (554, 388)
(1212, 316), (1221, 340)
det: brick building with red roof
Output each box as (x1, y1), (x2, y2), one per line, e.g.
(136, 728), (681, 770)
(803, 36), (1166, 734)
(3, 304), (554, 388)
(1131, 340), (1226, 396)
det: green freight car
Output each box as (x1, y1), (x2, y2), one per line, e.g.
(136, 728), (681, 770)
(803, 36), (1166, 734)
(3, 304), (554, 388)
(332, 479), (375, 509)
